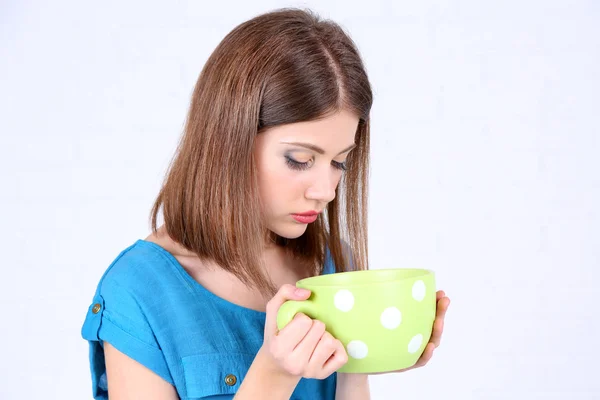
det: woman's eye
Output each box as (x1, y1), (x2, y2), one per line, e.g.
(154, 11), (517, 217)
(285, 156), (347, 172)
(285, 156), (312, 171)
(332, 160), (347, 171)
(285, 156), (347, 171)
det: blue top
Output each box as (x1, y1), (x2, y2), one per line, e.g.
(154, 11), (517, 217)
(81, 239), (337, 399)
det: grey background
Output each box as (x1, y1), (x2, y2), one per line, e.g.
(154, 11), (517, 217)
(1, 0), (598, 398)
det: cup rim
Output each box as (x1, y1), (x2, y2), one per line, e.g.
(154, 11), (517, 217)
(298, 267), (435, 287)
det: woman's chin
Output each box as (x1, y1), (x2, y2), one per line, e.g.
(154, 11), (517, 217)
(270, 223), (309, 239)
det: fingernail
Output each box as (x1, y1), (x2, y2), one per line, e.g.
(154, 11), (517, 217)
(295, 288), (310, 296)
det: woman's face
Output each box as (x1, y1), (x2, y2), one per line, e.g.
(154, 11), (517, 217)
(253, 109), (359, 240)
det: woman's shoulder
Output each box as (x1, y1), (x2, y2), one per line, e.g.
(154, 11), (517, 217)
(93, 239), (185, 297)
(81, 239), (188, 392)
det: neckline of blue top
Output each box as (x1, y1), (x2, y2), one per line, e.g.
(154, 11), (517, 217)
(135, 239), (269, 319)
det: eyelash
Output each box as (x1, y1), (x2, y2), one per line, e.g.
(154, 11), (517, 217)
(285, 156), (347, 171)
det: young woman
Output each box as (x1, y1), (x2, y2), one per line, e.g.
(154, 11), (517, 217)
(81, 8), (450, 400)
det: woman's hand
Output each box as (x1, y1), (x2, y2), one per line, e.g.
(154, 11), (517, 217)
(261, 284), (349, 380)
(236, 284), (348, 399)
(373, 289), (451, 374)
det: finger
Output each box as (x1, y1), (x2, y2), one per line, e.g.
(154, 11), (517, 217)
(292, 319), (327, 362)
(275, 313), (313, 353)
(429, 297), (450, 347)
(436, 296), (450, 319)
(308, 331), (337, 368)
(436, 290), (446, 301)
(414, 342), (435, 368)
(322, 339), (349, 376)
(430, 317), (445, 347)
(265, 284), (311, 335)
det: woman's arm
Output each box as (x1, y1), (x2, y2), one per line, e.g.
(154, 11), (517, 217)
(103, 336), (305, 400)
(335, 373), (371, 400)
(233, 347), (301, 399)
(105, 342), (179, 400)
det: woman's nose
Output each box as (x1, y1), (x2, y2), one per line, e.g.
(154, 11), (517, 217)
(305, 172), (337, 203)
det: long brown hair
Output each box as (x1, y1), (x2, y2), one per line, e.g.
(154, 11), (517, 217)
(150, 8), (373, 296)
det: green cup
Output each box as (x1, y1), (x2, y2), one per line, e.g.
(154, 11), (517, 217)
(276, 268), (436, 373)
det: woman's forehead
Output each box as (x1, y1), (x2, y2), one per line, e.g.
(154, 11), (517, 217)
(260, 110), (359, 151)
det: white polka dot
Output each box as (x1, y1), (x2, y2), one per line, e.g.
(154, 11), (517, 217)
(334, 289), (354, 312)
(407, 334), (423, 354)
(380, 307), (402, 330)
(412, 280), (426, 302)
(347, 340), (368, 359)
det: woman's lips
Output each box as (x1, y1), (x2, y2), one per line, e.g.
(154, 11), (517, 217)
(291, 211), (319, 224)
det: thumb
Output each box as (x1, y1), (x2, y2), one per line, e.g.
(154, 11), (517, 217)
(265, 283), (311, 335)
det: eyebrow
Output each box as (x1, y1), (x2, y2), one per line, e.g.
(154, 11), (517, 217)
(281, 141), (357, 155)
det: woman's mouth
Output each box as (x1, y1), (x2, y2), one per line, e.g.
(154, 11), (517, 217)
(291, 211), (319, 224)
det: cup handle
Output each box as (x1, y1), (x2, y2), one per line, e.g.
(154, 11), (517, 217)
(276, 299), (316, 331)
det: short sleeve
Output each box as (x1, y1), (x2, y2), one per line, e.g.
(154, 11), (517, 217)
(81, 275), (174, 399)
